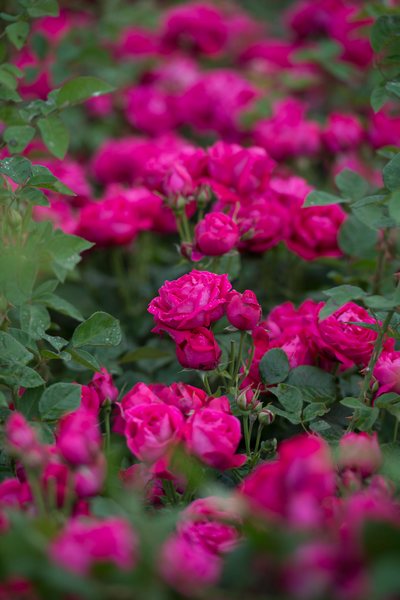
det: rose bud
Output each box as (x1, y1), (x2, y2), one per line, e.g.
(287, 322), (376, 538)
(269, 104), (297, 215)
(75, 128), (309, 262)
(174, 327), (222, 371)
(258, 408), (275, 425)
(164, 163), (194, 197)
(338, 432), (382, 478)
(194, 212), (239, 257)
(226, 290), (261, 331)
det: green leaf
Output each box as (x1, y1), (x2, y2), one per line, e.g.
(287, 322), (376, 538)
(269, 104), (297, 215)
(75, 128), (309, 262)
(0, 156), (32, 183)
(68, 348), (100, 372)
(39, 293), (84, 321)
(26, 0), (59, 18)
(71, 311), (122, 348)
(389, 190), (400, 224)
(0, 331), (33, 365)
(3, 125), (35, 154)
(18, 187), (49, 206)
(28, 164), (75, 195)
(271, 384), (303, 414)
(352, 195), (395, 229)
(383, 153), (400, 191)
(120, 347), (171, 364)
(56, 76), (115, 108)
(47, 231), (93, 281)
(0, 364), (44, 388)
(303, 190), (345, 207)
(338, 215), (378, 257)
(5, 22), (29, 50)
(370, 15), (400, 52)
(286, 366), (336, 402)
(303, 402), (329, 422)
(19, 304), (50, 339)
(39, 382), (81, 421)
(386, 81), (400, 99)
(340, 397), (366, 410)
(335, 169), (368, 200)
(259, 348), (290, 385)
(14, 386), (43, 420)
(371, 85), (389, 112)
(37, 114), (69, 159)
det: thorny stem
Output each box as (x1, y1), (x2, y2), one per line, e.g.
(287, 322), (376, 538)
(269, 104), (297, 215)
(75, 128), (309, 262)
(372, 230), (390, 295)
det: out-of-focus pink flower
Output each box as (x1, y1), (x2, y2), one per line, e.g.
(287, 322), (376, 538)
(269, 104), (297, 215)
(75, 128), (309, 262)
(226, 290), (261, 331)
(56, 408), (102, 467)
(194, 212), (239, 257)
(368, 108), (400, 149)
(339, 432), (382, 478)
(286, 203), (347, 261)
(181, 70), (258, 139)
(89, 368), (118, 404)
(241, 435), (335, 527)
(236, 194), (291, 254)
(184, 408), (246, 470)
(76, 185), (162, 246)
(159, 533), (222, 595)
(206, 142), (275, 196)
(5, 413), (46, 468)
(148, 270), (231, 333)
(116, 27), (159, 58)
(51, 518), (137, 575)
(374, 350), (400, 395)
(322, 113), (364, 153)
(160, 3), (228, 56)
(124, 403), (184, 463)
(253, 99), (321, 161)
(173, 327), (222, 371)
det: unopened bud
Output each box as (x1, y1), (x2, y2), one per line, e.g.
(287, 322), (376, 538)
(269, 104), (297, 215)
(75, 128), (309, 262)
(8, 209), (22, 229)
(258, 409), (275, 426)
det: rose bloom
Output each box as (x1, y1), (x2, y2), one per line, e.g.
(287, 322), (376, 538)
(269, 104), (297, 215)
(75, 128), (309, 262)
(206, 141), (275, 196)
(237, 194), (291, 254)
(56, 408), (102, 467)
(148, 270), (231, 333)
(51, 518), (137, 575)
(226, 290), (261, 331)
(184, 408), (246, 470)
(160, 3), (228, 55)
(158, 382), (231, 416)
(174, 327), (222, 371)
(195, 212), (239, 256)
(339, 432), (382, 478)
(159, 534), (222, 595)
(265, 299), (321, 339)
(253, 99), (321, 161)
(322, 113), (364, 154)
(286, 204), (347, 261)
(124, 403), (184, 463)
(373, 350), (400, 395)
(315, 302), (383, 367)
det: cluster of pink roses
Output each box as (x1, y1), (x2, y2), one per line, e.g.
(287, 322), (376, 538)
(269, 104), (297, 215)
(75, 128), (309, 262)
(148, 270), (261, 371)
(244, 298), (395, 392)
(115, 381), (246, 473)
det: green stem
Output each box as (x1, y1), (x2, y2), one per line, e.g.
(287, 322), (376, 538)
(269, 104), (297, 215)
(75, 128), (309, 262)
(163, 479), (179, 505)
(372, 230), (389, 295)
(243, 416), (251, 455)
(394, 419), (399, 443)
(104, 399), (112, 454)
(254, 423), (264, 455)
(26, 470), (46, 517)
(359, 307), (396, 405)
(203, 374), (213, 396)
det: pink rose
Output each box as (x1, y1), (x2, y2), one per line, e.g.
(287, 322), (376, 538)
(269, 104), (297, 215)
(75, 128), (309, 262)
(164, 163), (194, 197)
(56, 408), (102, 467)
(160, 3), (228, 56)
(206, 142), (275, 196)
(174, 327), (222, 371)
(194, 212), (239, 256)
(156, 382), (231, 416)
(339, 432), (382, 478)
(368, 109), (400, 149)
(373, 350), (400, 395)
(74, 456), (106, 498)
(237, 195), (291, 254)
(116, 26), (159, 58)
(5, 413), (46, 468)
(124, 403), (184, 463)
(148, 270), (231, 332)
(51, 518), (137, 575)
(322, 113), (364, 153)
(184, 408), (246, 469)
(124, 85), (180, 136)
(253, 99), (321, 161)
(315, 302), (381, 367)
(286, 204), (347, 261)
(265, 299), (321, 339)
(89, 367), (118, 404)
(159, 534), (222, 595)
(226, 290), (261, 331)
